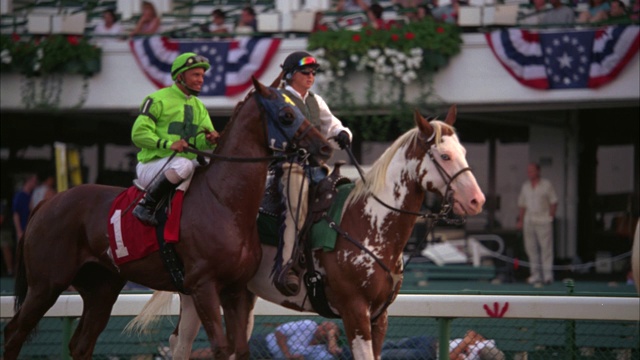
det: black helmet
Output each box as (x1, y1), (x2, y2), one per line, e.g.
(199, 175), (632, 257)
(281, 51), (320, 78)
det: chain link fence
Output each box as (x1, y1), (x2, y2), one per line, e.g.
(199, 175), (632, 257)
(2, 314), (638, 359)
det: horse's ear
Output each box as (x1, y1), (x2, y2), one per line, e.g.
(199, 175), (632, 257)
(252, 76), (270, 97)
(269, 72), (284, 88)
(444, 104), (457, 126)
(415, 109), (433, 137)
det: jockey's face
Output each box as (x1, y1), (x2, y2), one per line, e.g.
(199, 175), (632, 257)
(290, 67), (315, 95)
(177, 67), (206, 95)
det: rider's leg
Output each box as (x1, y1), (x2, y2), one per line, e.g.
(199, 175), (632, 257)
(280, 162), (308, 294)
(133, 157), (195, 226)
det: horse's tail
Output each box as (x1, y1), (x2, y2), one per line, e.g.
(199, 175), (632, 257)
(13, 236), (27, 313)
(124, 291), (174, 335)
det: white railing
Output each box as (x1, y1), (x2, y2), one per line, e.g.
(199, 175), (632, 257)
(2, 293), (638, 320)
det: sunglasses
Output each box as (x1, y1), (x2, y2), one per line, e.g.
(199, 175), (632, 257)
(172, 55), (210, 77)
(299, 69), (317, 76)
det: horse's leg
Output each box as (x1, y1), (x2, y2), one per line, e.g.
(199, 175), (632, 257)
(68, 267), (126, 359)
(3, 285), (66, 359)
(170, 294), (201, 360)
(221, 287), (255, 360)
(190, 284), (230, 360)
(371, 311), (389, 359)
(340, 306), (375, 360)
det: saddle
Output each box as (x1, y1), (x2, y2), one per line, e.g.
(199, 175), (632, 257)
(262, 161), (351, 296)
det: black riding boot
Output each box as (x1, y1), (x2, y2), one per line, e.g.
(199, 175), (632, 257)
(133, 174), (178, 226)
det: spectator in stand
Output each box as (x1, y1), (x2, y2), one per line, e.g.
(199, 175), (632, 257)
(366, 3), (392, 29)
(336, 0), (371, 12)
(265, 320), (343, 360)
(577, 0), (610, 23)
(130, 0), (161, 36)
(432, 0), (460, 24)
(236, 6), (258, 33)
(631, 0), (639, 21)
(414, 4), (435, 21)
(7, 174), (38, 276)
(519, 0), (549, 25)
(605, 0), (631, 23)
(541, 0), (576, 24)
(93, 8), (124, 44)
(201, 9), (232, 35)
(313, 11), (330, 32)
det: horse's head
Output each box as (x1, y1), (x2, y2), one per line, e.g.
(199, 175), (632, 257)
(252, 77), (332, 164)
(415, 105), (485, 216)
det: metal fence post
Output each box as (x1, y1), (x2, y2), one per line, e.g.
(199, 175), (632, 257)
(564, 279), (576, 360)
(437, 317), (453, 360)
(61, 316), (73, 360)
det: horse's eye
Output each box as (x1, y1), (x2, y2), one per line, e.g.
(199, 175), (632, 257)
(279, 108), (295, 125)
(441, 154), (450, 161)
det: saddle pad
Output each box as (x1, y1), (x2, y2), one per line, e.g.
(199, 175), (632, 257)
(107, 186), (184, 265)
(257, 183), (354, 252)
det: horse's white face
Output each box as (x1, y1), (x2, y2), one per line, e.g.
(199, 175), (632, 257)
(423, 131), (485, 216)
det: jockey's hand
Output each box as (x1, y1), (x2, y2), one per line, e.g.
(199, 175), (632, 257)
(205, 130), (220, 144)
(170, 139), (190, 152)
(335, 131), (351, 150)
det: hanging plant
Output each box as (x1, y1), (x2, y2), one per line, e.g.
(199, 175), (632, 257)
(307, 19), (461, 140)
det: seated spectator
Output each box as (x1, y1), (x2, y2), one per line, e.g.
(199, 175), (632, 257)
(631, 0), (639, 21)
(605, 0), (631, 22)
(366, 3), (393, 29)
(519, 0), (550, 25)
(432, 0), (461, 24)
(93, 8), (124, 44)
(577, 0), (610, 23)
(313, 11), (330, 32)
(336, 0), (371, 13)
(340, 329), (504, 360)
(130, 0), (161, 36)
(200, 9), (232, 35)
(30, 171), (56, 210)
(236, 6), (258, 33)
(540, 0), (576, 24)
(265, 320), (343, 360)
(415, 4), (435, 21)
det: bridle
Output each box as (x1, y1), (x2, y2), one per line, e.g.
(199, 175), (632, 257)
(184, 89), (316, 164)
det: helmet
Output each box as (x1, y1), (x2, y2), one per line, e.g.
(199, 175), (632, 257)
(281, 51), (319, 79)
(171, 52), (211, 81)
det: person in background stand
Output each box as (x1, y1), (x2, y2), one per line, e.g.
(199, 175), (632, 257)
(517, 162), (558, 287)
(266, 320), (343, 360)
(130, 0), (161, 36)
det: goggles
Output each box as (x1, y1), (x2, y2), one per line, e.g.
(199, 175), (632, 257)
(172, 55), (210, 77)
(297, 56), (317, 67)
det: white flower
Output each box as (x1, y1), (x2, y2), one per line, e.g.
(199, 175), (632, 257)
(367, 48), (381, 58)
(338, 60), (346, 68)
(1, 49), (11, 64)
(350, 54), (359, 63)
(36, 48), (44, 59)
(410, 48), (423, 57)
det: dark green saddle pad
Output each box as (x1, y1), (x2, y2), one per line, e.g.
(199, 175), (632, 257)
(257, 183), (355, 252)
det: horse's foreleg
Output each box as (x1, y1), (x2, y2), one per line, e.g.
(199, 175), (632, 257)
(341, 307), (375, 360)
(191, 284), (229, 360)
(371, 311), (389, 360)
(69, 272), (125, 359)
(221, 288), (256, 360)
(170, 294), (202, 360)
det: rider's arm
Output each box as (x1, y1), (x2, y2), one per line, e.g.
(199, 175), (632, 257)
(131, 96), (164, 150)
(314, 93), (352, 142)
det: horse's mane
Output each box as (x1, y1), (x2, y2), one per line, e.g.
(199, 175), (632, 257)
(346, 120), (453, 205)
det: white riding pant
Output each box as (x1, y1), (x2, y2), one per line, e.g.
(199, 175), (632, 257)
(523, 220), (554, 283)
(136, 156), (200, 192)
(280, 162), (308, 265)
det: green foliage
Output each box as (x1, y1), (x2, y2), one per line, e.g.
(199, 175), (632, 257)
(0, 34), (102, 77)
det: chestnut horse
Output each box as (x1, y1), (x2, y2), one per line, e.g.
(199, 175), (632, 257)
(2, 77), (333, 360)
(130, 105), (486, 360)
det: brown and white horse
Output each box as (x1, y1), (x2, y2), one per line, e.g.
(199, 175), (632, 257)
(129, 105), (486, 360)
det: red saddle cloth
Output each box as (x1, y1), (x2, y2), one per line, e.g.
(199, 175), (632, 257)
(108, 186), (184, 265)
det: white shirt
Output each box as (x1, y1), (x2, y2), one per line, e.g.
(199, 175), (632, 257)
(518, 178), (558, 224)
(449, 339), (499, 360)
(93, 22), (124, 44)
(284, 84), (352, 148)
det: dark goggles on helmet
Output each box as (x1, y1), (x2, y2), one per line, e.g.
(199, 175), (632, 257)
(172, 55), (210, 77)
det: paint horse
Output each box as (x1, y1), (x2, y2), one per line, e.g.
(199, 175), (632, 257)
(2, 77), (333, 360)
(129, 105), (486, 359)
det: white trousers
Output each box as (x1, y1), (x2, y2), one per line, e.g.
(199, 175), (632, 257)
(279, 163), (308, 265)
(523, 221), (554, 283)
(135, 156), (199, 191)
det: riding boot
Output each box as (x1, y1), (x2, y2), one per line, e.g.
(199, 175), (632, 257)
(133, 174), (178, 226)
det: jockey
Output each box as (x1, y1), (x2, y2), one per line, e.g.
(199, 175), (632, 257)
(276, 51), (352, 295)
(131, 52), (220, 226)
